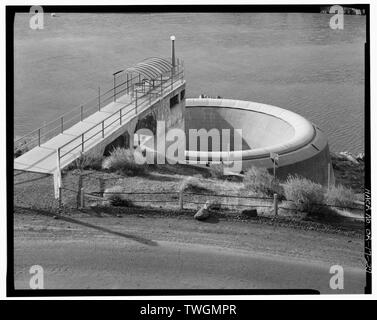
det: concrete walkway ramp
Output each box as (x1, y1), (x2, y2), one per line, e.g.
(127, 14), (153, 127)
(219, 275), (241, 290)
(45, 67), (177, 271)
(14, 94), (133, 174)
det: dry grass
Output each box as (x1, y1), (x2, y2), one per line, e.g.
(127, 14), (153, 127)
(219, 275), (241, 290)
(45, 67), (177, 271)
(66, 152), (104, 171)
(102, 147), (146, 176)
(243, 166), (284, 198)
(283, 175), (325, 214)
(325, 185), (357, 208)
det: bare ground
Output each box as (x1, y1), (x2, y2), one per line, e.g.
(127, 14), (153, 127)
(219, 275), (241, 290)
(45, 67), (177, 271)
(14, 208), (365, 292)
(12, 161), (366, 292)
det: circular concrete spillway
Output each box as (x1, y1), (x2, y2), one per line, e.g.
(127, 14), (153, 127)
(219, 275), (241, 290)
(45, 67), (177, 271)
(185, 98), (334, 185)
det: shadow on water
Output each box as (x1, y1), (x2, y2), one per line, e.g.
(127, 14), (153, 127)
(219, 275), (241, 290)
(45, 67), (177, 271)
(15, 206), (159, 247)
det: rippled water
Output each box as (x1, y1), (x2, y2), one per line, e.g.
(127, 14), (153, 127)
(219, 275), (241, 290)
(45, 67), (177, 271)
(14, 12), (366, 153)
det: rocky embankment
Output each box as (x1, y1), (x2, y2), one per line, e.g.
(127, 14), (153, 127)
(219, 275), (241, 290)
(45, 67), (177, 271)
(331, 151), (365, 194)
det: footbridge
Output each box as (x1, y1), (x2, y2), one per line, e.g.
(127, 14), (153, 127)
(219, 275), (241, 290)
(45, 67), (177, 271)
(14, 55), (186, 197)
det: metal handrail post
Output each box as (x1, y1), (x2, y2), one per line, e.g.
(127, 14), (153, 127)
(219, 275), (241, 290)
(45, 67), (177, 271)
(61, 117), (64, 133)
(81, 134), (84, 152)
(38, 128), (41, 146)
(102, 121), (104, 138)
(80, 105), (83, 121)
(120, 109), (122, 125)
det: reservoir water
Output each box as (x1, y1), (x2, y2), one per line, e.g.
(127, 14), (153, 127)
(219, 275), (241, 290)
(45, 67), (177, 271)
(14, 12), (366, 153)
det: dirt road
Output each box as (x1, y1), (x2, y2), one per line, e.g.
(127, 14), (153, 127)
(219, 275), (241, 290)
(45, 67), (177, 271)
(13, 210), (366, 293)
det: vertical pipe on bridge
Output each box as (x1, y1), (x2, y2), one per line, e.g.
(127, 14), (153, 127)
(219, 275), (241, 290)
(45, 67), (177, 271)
(112, 70), (124, 102)
(170, 35), (176, 74)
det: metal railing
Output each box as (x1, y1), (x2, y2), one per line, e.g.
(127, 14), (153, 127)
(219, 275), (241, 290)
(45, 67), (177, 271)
(57, 64), (185, 170)
(14, 58), (184, 157)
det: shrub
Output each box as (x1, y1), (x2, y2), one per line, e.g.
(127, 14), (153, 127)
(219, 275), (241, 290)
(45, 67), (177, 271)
(103, 185), (133, 207)
(243, 166), (284, 198)
(70, 153), (103, 171)
(283, 175), (325, 214)
(325, 185), (357, 208)
(102, 147), (145, 175)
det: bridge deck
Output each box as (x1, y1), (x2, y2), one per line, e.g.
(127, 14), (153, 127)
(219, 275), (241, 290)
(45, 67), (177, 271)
(14, 74), (185, 175)
(14, 94), (136, 174)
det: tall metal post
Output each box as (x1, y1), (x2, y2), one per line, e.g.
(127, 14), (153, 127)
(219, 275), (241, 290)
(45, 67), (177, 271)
(61, 117), (64, 133)
(170, 35), (176, 74)
(171, 70), (173, 90)
(112, 70), (123, 102)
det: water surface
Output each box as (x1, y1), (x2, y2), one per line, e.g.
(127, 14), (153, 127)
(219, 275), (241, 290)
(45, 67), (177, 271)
(14, 12), (366, 153)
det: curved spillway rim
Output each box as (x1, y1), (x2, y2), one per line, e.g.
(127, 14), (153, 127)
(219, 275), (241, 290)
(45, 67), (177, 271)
(185, 98), (317, 161)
